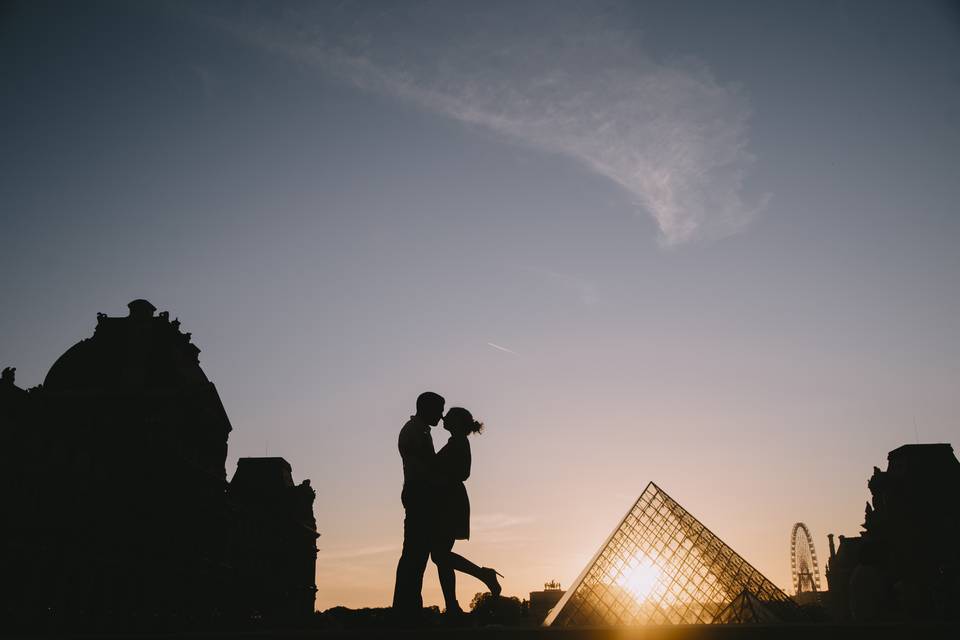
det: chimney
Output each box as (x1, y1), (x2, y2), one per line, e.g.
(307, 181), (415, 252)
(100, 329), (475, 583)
(827, 533), (837, 561)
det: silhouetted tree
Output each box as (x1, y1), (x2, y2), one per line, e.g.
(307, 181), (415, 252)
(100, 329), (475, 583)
(469, 592), (523, 626)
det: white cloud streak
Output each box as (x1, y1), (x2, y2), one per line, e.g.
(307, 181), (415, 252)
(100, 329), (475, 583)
(472, 512), (535, 531)
(530, 267), (599, 305)
(316, 543), (398, 562)
(208, 1), (767, 246)
(470, 513), (537, 545)
(487, 342), (517, 355)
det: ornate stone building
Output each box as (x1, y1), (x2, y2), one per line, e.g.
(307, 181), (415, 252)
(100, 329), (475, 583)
(228, 457), (320, 620)
(0, 300), (318, 630)
(825, 444), (960, 622)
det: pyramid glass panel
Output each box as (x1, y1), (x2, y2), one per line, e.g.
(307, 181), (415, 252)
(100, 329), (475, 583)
(713, 590), (783, 624)
(544, 482), (796, 626)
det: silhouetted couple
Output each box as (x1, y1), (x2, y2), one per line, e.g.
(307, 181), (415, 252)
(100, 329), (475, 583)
(392, 391), (503, 623)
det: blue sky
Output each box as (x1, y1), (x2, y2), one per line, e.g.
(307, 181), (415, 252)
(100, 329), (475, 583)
(2, 0), (959, 609)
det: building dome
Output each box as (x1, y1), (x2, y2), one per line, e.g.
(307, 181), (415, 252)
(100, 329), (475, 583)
(43, 300), (210, 392)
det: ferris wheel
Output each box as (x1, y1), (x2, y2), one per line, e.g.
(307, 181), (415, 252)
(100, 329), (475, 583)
(790, 522), (821, 594)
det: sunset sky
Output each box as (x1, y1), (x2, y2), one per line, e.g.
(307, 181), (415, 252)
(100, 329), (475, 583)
(2, 1), (959, 610)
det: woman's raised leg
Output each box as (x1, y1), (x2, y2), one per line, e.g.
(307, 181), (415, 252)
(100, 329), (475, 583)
(447, 552), (502, 597)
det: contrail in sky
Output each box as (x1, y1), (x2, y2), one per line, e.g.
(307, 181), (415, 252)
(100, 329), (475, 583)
(487, 342), (517, 355)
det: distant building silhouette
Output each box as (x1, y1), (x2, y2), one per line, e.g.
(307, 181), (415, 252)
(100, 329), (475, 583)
(228, 457), (319, 620)
(0, 300), (318, 631)
(824, 533), (862, 620)
(825, 443), (960, 622)
(528, 581), (564, 625)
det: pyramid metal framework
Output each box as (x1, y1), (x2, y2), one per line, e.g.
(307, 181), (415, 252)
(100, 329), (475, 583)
(712, 590), (783, 624)
(544, 482), (795, 626)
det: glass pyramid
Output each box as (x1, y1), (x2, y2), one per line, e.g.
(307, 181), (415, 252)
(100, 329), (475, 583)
(544, 482), (795, 626)
(712, 590), (783, 624)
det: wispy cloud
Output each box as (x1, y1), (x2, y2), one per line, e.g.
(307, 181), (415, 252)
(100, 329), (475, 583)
(472, 512), (536, 532)
(317, 543), (398, 562)
(207, 1), (767, 246)
(487, 342), (517, 355)
(470, 513), (537, 545)
(192, 65), (218, 99)
(314, 516), (532, 563)
(530, 267), (599, 305)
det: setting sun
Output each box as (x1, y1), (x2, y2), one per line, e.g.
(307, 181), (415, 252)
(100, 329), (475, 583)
(619, 558), (661, 603)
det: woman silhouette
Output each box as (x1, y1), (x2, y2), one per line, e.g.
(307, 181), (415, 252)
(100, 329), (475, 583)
(431, 407), (503, 616)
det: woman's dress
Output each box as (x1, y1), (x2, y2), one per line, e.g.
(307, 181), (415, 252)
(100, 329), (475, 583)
(435, 434), (471, 540)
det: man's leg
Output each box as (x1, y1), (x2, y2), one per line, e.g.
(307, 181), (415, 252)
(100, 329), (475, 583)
(392, 509), (431, 617)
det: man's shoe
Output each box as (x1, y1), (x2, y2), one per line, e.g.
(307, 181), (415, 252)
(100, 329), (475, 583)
(390, 608), (423, 629)
(442, 604), (468, 627)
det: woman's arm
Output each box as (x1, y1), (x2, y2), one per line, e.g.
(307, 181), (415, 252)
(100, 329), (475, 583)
(436, 437), (471, 482)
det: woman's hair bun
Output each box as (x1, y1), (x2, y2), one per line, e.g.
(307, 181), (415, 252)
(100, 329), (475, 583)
(448, 407), (485, 435)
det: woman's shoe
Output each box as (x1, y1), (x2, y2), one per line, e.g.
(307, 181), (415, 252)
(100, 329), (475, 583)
(480, 567), (504, 597)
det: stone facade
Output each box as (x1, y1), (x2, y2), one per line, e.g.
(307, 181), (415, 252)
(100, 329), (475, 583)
(0, 300), (318, 631)
(826, 444), (960, 622)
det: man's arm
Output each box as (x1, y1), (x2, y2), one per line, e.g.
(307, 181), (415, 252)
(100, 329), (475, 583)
(398, 425), (439, 483)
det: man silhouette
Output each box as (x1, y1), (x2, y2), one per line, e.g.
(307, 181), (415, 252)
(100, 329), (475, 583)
(392, 391), (444, 622)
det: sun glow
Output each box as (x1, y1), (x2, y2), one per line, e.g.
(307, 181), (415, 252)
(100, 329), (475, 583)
(618, 557), (661, 602)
